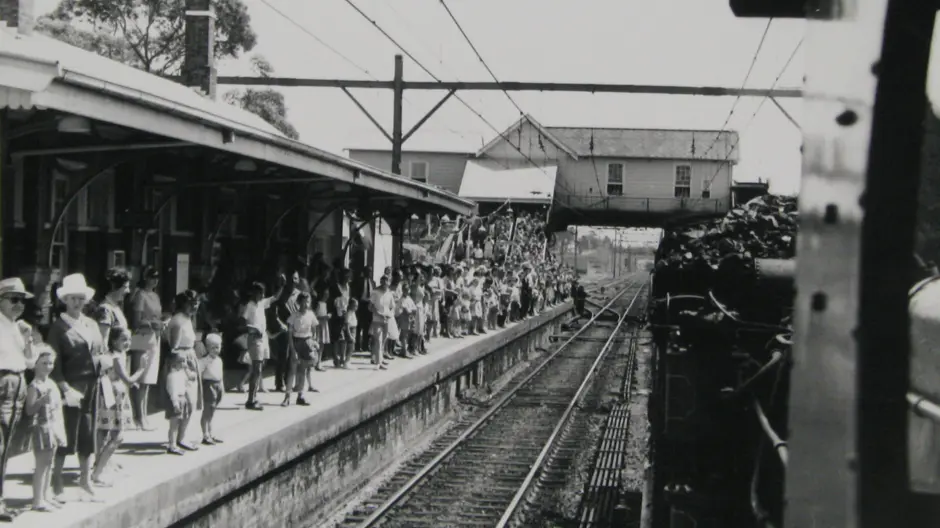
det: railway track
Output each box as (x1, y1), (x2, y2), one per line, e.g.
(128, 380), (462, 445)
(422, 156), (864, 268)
(339, 276), (648, 528)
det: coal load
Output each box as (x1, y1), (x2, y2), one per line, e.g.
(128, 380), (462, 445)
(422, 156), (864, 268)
(653, 194), (797, 330)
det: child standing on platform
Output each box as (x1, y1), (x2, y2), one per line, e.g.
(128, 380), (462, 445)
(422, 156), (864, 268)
(93, 327), (154, 484)
(199, 334), (224, 445)
(26, 350), (66, 512)
(285, 292), (318, 406)
(342, 299), (358, 368)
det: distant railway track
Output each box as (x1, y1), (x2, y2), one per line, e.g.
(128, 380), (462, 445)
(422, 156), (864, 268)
(341, 275), (648, 528)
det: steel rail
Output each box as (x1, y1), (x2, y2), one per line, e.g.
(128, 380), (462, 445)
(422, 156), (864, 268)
(495, 282), (646, 528)
(356, 275), (644, 528)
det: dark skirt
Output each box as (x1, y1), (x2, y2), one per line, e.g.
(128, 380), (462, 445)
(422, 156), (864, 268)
(61, 379), (97, 457)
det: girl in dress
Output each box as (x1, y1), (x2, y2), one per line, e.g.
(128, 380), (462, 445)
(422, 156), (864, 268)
(426, 268), (442, 340)
(459, 285), (473, 336)
(92, 327), (155, 485)
(342, 299), (358, 367)
(284, 292), (318, 407)
(410, 277), (427, 355)
(26, 350), (66, 512)
(470, 278), (485, 335)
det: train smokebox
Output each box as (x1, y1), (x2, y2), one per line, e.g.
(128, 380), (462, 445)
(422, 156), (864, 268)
(908, 275), (940, 493)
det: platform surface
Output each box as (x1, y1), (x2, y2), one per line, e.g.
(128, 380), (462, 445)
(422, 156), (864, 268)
(3, 305), (569, 527)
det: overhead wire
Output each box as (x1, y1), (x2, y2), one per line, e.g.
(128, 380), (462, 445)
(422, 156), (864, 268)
(257, 0), (377, 79)
(700, 19), (774, 160)
(382, 0), (492, 136)
(428, 0), (581, 206)
(341, 0), (579, 212)
(437, 0), (526, 117)
(694, 36), (804, 206)
(257, 0), (480, 166)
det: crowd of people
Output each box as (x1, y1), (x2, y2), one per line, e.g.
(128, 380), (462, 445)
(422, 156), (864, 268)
(0, 206), (579, 519)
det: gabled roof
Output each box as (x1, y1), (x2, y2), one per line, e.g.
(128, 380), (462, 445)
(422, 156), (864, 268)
(476, 114), (579, 160)
(546, 127), (740, 162)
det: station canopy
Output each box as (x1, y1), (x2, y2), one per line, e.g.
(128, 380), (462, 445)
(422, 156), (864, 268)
(0, 28), (475, 217)
(457, 161), (556, 204)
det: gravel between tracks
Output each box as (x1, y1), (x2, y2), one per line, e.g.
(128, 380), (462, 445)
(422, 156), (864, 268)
(336, 285), (645, 528)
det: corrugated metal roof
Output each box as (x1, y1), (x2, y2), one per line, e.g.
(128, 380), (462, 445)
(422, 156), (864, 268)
(458, 161), (556, 203)
(0, 27), (476, 216)
(1, 31), (284, 137)
(546, 127), (740, 162)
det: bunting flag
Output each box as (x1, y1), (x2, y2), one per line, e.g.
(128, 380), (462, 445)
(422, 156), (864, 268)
(507, 215), (520, 257)
(357, 222), (374, 250)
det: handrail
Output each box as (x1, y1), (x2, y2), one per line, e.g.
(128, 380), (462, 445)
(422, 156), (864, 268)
(754, 399), (788, 467)
(733, 351), (785, 396)
(908, 391), (940, 422)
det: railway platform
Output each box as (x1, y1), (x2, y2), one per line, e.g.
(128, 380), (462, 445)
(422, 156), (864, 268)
(3, 302), (572, 528)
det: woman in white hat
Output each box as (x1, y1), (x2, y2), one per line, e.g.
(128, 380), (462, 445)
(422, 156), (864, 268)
(45, 273), (103, 500)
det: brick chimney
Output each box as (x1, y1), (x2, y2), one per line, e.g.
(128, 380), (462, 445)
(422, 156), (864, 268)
(182, 0), (216, 99)
(0, 0), (35, 34)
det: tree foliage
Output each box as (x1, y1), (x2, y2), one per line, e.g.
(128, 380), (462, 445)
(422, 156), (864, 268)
(36, 1), (300, 139)
(37, 0), (257, 75)
(223, 56), (300, 140)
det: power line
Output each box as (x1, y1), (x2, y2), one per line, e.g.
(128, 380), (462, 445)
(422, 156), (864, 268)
(700, 19), (774, 160)
(698, 35), (804, 202)
(437, 0), (525, 117)
(257, 0), (377, 79)
(257, 0), (478, 154)
(341, 0), (580, 211)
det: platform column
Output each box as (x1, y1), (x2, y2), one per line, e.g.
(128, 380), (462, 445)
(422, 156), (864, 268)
(0, 109), (7, 277)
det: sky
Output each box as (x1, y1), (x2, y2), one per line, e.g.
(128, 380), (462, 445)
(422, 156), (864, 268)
(35, 0), (806, 196)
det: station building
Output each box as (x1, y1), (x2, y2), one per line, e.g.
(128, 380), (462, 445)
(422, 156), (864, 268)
(348, 115), (740, 228)
(0, 15), (474, 321)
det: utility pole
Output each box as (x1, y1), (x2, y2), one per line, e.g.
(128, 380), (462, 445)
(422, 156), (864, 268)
(574, 226), (580, 275)
(391, 54), (404, 176)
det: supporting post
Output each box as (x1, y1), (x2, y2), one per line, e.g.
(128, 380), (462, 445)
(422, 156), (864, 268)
(403, 89), (457, 143)
(183, 0), (217, 99)
(391, 54), (404, 176)
(857, 1), (934, 527)
(341, 88), (392, 142)
(0, 109), (6, 277)
(769, 97), (801, 131)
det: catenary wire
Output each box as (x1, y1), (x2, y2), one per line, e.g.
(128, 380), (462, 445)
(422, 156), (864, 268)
(342, 0), (582, 210)
(700, 19), (774, 160)
(695, 36), (804, 204)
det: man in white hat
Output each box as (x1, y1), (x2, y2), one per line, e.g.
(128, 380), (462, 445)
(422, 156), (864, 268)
(0, 277), (36, 520)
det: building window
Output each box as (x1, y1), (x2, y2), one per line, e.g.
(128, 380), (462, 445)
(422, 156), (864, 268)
(410, 161), (429, 183)
(701, 177), (711, 199)
(49, 173), (68, 224)
(108, 250), (126, 269)
(674, 165), (692, 198)
(607, 163), (624, 196)
(77, 172), (115, 229)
